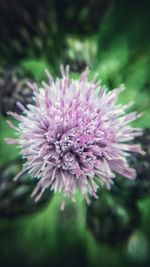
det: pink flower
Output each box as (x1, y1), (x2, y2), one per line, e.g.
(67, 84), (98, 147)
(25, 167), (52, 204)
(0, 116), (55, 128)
(6, 66), (145, 208)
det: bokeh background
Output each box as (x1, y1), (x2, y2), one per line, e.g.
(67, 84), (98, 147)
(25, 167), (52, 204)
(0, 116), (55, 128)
(0, 0), (150, 266)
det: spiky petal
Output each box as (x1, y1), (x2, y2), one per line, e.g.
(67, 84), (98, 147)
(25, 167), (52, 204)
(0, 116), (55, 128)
(6, 66), (145, 206)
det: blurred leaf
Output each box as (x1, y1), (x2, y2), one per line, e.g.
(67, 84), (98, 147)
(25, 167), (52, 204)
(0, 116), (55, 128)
(126, 230), (149, 261)
(20, 58), (50, 80)
(0, 115), (19, 166)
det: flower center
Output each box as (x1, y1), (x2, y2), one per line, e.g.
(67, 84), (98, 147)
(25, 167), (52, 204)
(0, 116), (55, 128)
(53, 129), (90, 176)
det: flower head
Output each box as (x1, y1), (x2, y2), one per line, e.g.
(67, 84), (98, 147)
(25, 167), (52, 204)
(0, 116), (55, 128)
(6, 66), (145, 207)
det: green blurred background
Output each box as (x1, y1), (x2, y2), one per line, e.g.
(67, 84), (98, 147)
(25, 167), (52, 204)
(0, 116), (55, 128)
(0, 0), (150, 266)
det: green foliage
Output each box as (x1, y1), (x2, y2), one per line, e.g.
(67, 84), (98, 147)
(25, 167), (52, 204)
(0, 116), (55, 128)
(0, 115), (19, 166)
(20, 58), (51, 80)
